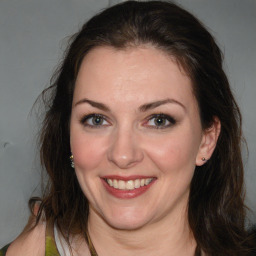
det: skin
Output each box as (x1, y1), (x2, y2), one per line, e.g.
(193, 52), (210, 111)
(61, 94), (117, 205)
(6, 46), (220, 256)
(69, 46), (220, 256)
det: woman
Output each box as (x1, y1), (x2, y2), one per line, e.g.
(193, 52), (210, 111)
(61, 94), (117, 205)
(1, 1), (255, 255)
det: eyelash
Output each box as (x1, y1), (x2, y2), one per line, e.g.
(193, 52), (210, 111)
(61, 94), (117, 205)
(80, 113), (176, 129)
(145, 113), (176, 129)
(80, 114), (110, 128)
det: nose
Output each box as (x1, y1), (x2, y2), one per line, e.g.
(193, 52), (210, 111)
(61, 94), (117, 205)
(107, 127), (144, 169)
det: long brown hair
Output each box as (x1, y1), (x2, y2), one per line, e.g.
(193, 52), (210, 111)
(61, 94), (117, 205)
(31, 1), (254, 255)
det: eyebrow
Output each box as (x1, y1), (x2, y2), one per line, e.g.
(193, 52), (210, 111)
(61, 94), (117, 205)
(74, 98), (185, 112)
(74, 98), (110, 111)
(139, 98), (186, 112)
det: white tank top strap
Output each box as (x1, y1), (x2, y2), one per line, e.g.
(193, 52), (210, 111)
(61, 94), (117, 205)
(54, 223), (72, 256)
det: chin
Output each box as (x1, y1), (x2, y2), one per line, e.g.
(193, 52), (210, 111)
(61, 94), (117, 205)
(103, 209), (152, 231)
(107, 219), (148, 231)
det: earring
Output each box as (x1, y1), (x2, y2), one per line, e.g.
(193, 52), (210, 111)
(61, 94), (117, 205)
(201, 157), (206, 162)
(70, 155), (75, 168)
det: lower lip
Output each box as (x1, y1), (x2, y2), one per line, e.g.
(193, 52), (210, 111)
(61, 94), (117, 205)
(101, 179), (156, 199)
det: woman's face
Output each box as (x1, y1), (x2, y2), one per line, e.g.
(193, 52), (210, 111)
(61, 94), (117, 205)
(70, 46), (208, 230)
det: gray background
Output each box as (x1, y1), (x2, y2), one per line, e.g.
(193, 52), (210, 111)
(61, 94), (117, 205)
(0, 0), (255, 247)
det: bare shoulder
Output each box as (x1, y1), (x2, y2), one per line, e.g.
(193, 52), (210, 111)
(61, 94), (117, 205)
(6, 214), (45, 256)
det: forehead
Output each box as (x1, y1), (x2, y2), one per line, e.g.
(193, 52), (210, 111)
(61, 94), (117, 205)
(73, 46), (196, 110)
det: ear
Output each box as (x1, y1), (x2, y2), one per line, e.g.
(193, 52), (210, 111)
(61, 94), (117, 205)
(196, 117), (221, 166)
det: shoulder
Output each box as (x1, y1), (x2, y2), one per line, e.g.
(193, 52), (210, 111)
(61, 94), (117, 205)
(5, 214), (45, 256)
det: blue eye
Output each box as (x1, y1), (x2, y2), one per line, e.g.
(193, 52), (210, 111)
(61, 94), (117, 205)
(80, 114), (109, 128)
(146, 114), (176, 129)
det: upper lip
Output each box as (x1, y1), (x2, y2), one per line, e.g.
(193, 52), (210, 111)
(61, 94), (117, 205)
(101, 175), (156, 181)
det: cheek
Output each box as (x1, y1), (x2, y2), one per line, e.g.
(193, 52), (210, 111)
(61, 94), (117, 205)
(144, 130), (199, 174)
(70, 130), (108, 171)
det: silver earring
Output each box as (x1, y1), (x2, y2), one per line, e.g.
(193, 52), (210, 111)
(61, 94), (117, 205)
(202, 157), (206, 162)
(70, 155), (75, 168)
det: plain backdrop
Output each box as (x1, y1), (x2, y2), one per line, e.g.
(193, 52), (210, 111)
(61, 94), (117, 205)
(0, 0), (255, 247)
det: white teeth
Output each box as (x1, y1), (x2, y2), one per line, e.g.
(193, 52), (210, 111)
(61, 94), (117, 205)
(145, 178), (152, 185)
(107, 179), (113, 186)
(134, 179), (140, 188)
(118, 180), (126, 189)
(126, 180), (134, 190)
(113, 179), (118, 188)
(106, 178), (153, 190)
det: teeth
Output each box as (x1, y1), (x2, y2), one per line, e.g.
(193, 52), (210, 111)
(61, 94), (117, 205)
(108, 179), (113, 186)
(126, 180), (134, 190)
(113, 179), (118, 188)
(118, 180), (125, 189)
(134, 179), (140, 188)
(106, 178), (153, 190)
(145, 178), (152, 185)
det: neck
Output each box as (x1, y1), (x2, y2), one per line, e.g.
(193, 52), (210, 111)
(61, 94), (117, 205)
(87, 206), (197, 256)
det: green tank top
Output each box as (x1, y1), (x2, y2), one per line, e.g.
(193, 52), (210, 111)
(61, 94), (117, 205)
(0, 220), (60, 256)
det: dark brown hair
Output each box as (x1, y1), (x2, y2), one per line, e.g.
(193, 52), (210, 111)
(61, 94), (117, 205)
(31, 1), (255, 255)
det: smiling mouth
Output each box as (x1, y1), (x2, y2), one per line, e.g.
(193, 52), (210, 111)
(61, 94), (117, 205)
(104, 178), (154, 190)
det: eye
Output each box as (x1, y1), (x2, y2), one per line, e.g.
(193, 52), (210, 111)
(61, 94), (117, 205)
(145, 114), (176, 129)
(80, 114), (110, 128)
